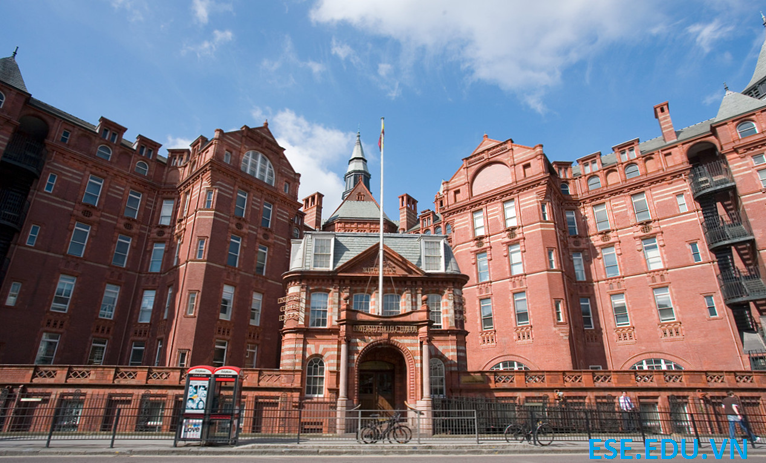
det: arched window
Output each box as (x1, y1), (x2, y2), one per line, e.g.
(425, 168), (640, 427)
(630, 358), (683, 370)
(445, 223), (452, 235)
(587, 176), (601, 190)
(293, 227), (300, 239)
(430, 358), (445, 397)
(241, 151), (275, 185)
(135, 161), (149, 176)
(490, 361), (529, 371)
(424, 229), (431, 235)
(96, 145), (112, 161)
(561, 183), (569, 195)
(625, 163), (640, 179)
(305, 357), (325, 397)
(427, 294), (442, 328)
(737, 121), (758, 139)
(434, 226), (442, 235)
(0, 91), (5, 108)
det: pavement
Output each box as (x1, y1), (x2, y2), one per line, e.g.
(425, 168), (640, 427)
(1, 438), (766, 457)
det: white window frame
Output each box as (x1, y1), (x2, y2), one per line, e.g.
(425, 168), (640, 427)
(88, 339), (108, 365)
(573, 252), (586, 281)
(67, 222), (91, 257)
(159, 199), (174, 225)
(690, 242), (702, 263)
(704, 295), (718, 317)
(241, 151), (275, 186)
(353, 294), (370, 313)
(196, 239), (206, 259)
(261, 202), (273, 228)
(135, 161), (149, 176)
(44, 173), (57, 193)
(422, 239), (444, 272)
(382, 293), (401, 316)
(653, 287), (676, 322)
(309, 292), (329, 327)
(476, 251), (489, 282)
(220, 285), (235, 320)
(427, 294), (442, 328)
(554, 300), (564, 323)
(430, 358), (446, 398)
(228, 235), (241, 267)
(587, 176), (601, 190)
(631, 192), (651, 222)
(753, 153), (766, 166)
(548, 249), (556, 269)
(305, 357), (325, 397)
(149, 243), (165, 272)
(186, 292), (198, 316)
(758, 169), (766, 188)
(480, 298), (493, 330)
(35, 333), (60, 365)
(312, 237), (334, 269)
(138, 289), (156, 323)
(250, 292), (263, 325)
(246, 344), (258, 368)
(99, 284), (120, 319)
(26, 224), (40, 246)
(566, 210), (578, 235)
(6, 282), (21, 306)
(51, 275), (76, 312)
(256, 245), (268, 275)
(96, 145), (112, 161)
(602, 246), (620, 278)
(593, 203), (610, 231)
(503, 200), (517, 228)
(508, 244), (523, 275)
(514, 291), (529, 326)
(472, 210), (485, 236)
(642, 237), (663, 270)
(82, 175), (104, 206)
(625, 163), (640, 179)
(737, 120), (758, 138)
(611, 293), (630, 327)
(154, 339), (163, 366)
(580, 297), (594, 329)
(125, 190), (142, 219)
(204, 189), (214, 209)
(129, 342), (145, 366)
(235, 190), (248, 217)
(676, 194), (688, 213)
(164, 286), (173, 319)
(112, 235), (131, 267)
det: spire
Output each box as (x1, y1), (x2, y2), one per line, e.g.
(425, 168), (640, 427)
(342, 131), (371, 199)
(0, 50), (28, 93)
(743, 16), (766, 98)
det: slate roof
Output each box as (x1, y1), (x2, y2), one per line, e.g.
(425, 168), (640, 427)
(714, 90), (766, 123)
(0, 55), (28, 93)
(290, 232), (461, 274)
(325, 200), (393, 224)
(744, 28), (766, 95)
(637, 119), (714, 155)
(346, 132), (369, 175)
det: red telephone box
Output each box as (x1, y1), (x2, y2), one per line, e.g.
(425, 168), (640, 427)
(175, 365), (214, 445)
(207, 366), (243, 444)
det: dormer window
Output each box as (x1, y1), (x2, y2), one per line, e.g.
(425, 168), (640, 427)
(587, 175), (601, 190)
(422, 239), (444, 272)
(312, 237), (334, 269)
(101, 128), (118, 143)
(619, 148), (636, 162)
(737, 121), (758, 139)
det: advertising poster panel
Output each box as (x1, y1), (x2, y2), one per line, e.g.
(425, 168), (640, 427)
(185, 379), (209, 414)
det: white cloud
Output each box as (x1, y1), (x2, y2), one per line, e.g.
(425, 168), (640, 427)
(703, 91), (724, 106)
(253, 107), (353, 214)
(261, 36), (327, 83)
(311, 0), (667, 112)
(377, 63), (392, 78)
(686, 19), (734, 54)
(191, 0), (233, 24)
(165, 135), (194, 149)
(331, 37), (354, 61)
(111, 0), (147, 22)
(183, 29), (234, 58)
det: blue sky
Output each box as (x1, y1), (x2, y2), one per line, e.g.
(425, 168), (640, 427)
(2, 0), (766, 218)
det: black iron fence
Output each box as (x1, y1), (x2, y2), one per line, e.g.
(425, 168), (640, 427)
(2, 391), (765, 447)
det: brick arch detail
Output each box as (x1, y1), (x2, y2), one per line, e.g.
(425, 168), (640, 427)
(482, 354), (538, 371)
(354, 339), (418, 403)
(619, 351), (691, 370)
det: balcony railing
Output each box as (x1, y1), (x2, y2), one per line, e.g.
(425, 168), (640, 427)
(702, 210), (754, 251)
(718, 266), (766, 304)
(1, 132), (47, 176)
(689, 160), (736, 199)
(0, 188), (28, 230)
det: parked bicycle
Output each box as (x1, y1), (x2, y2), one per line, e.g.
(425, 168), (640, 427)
(358, 412), (412, 444)
(503, 419), (553, 446)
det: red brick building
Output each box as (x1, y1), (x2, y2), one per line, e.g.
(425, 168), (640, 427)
(0, 53), (302, 370)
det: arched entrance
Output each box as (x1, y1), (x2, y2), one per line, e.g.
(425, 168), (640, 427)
(357, 345), (407, 411)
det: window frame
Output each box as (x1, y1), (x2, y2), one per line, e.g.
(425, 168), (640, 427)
(480, 298), (493, 330)
(261, 202), (273, 228)
(159, 199), (174, 225)
(240, 151), (275, 186)
(305, 357), (325, 397)
(125, 190), (142, 219)
(513, 291), (529, 326)
(580, 297), (594, 329)
(148, 243), (165, 272)
(227, 235), (241, 267)
(255, 245), (268, 275)
(593, 203), (611, 231)
(503, 200), (517, 228)
(135, 161), (149, 176)
(353, 294), (370, 313)
(611, 293), (630, 327)
(427, 294), (442, 328)
(602, 246), (620, 278)
(129, 341), (145, 366)
(508, 243), (523, 275)
(235, 190), (248, 217)
(690, 242), (702, 263)
(704, 295), (718, 317)
(246, 344), (258, 368)
(51, 275), (76, 312)
(213, 340), (227, 367)
(737, 120), (758, 139)
(565, 211), (578, 236)
(5, 281), (21, 306)
(250, 292), (263, 325)
(631, 192), (651, 222)
(26, 224), (40, 246)
(554, 299), (564, 323)
(35, 333), (60, 365)
(138, 289), (156, 323)
(472, 210), (485, 237)
(430, 358), (446, 398)
(99, 284), (120, 319)
(382, 293), (401, 316)
(186, 292), (198, 316)
(587, 175), (601, 190)
(96, 145), (112, 161)
(196, 238), (206, 259)
(82, 175), (104, 206)
(220, 284), (235, 321)
(476, 251), (489, 282)
(309, 292), (329, 327)
(676, 194), (688, 213)
(625, 163), (640, 179)
(653, 286), (676, 322)
(112, 235), (132, 267)
(642, 237), (663, 270)
(67, 222), (91, 257)
(422, 239), (444, 272)
(44, 173), (57, 193)
(88, 338), (108, 365)
(312, 237), (334, 269)
(573, 252), (586, 281)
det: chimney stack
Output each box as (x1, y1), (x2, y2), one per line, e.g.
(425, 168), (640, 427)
(653, 101), (677, 143)
(398, 194), (418, 233)
(302, 192), (324, 230)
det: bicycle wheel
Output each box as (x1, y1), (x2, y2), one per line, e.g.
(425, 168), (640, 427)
(360, 425), (379, 444)
(503, 424), (519, 443)
(534, 424), (553, 446)
(391, 425), (412, 444)
(512, 425), (528, 443)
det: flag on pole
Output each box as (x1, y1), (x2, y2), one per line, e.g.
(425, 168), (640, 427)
(378, 117), (385, 151)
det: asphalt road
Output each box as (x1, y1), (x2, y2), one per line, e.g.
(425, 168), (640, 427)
(0, 456), (763, 462)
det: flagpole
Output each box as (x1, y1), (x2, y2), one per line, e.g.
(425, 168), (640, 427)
(378, 117), (385, 315)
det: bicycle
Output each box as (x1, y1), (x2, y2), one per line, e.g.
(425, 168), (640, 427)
(503, 419), (553, 446)
(358, 412), (412, 444)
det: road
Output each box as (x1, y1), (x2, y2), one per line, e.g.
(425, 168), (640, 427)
(0, 456), (763, 462)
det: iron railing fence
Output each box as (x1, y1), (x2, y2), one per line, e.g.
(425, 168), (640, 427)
(689, 160), (736, 199)
(2, 391), (766, 447)
(1, 132), (47, 176)
(702, 210), (754, 251)
(718, 266), (766, 304)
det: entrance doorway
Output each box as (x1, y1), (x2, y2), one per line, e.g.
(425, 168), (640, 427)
(357, 345), (407, 411)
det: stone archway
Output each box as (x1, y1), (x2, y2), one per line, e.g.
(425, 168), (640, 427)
(355, 343), (410, 411)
